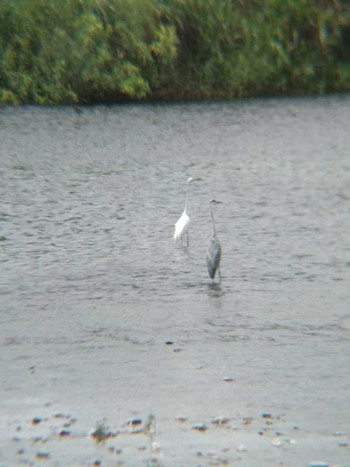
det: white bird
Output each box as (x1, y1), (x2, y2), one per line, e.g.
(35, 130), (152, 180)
(174, 177), (201, 246)
(206, 199), (222, 281)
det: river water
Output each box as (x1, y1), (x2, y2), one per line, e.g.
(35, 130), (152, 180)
(0, 96), (349, 465)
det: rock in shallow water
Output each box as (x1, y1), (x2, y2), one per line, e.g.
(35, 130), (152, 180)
(192, 423), (208, 432)
(271, 438), (283, 447)
(211, 416), (231, 426)
(175, 415), (188, 423)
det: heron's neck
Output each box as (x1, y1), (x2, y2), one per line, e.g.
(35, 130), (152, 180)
(211, 205), (217, 237)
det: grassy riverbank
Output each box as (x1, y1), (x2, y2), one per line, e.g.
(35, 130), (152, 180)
(1, 0), (350, 104)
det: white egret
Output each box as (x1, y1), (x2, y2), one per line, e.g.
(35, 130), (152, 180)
(174, 177), (201, 246)
(206, 199), (222, 281)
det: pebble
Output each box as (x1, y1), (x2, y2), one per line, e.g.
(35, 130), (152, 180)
(212, 416), (231, 426)
(223, 376), (234, 382)
(36, 452), (50, 459)
(192, 423), (208, 432)
(129, 418), (142, 426)
(175, 416), (188, 423)
(54, 413), (69, 419)
(63, 417), (77, 427)
(32, 417), (42, 425)
(151, 441), (161, 452)
(242, 417), (253, 426)
(271, 438), (283, 447)
(237, 444), (247, 452)
(148, 456), (161, 466)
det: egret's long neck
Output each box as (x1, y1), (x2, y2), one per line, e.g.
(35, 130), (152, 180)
(210, 205), (217, 237)
(184, 182), (191, 213)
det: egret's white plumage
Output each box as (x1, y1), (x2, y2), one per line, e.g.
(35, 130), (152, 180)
(174, 177), (200, 246)
(206, 200), (222, 281)
(174, 211), (190, 242)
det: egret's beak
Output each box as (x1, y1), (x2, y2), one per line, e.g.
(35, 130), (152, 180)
(187, 176), (202, 183)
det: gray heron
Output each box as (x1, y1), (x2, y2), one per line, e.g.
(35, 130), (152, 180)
(174, 177), (201, 246)
(206, 199), (222, 281)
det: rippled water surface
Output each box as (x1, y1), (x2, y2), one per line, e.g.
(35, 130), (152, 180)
(1, 96), (350, 464)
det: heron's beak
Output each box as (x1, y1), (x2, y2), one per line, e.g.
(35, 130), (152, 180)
(209, 199), (223, 204)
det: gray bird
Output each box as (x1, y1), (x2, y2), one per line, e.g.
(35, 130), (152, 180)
(206, 200), (222, 281)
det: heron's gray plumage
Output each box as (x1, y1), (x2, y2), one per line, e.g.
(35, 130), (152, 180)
(207, 237), (221, 279)
(206, 199), (222, 281)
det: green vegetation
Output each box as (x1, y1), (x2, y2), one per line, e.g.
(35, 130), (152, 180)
(144, 413), (156, 435)
(0, 0), (349, 104)
(91, 420), (111, 442)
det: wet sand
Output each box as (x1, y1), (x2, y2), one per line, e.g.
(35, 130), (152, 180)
(1, 334), (349, 466)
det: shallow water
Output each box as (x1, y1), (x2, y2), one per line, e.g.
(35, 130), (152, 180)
(1, 96), (350, 465)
